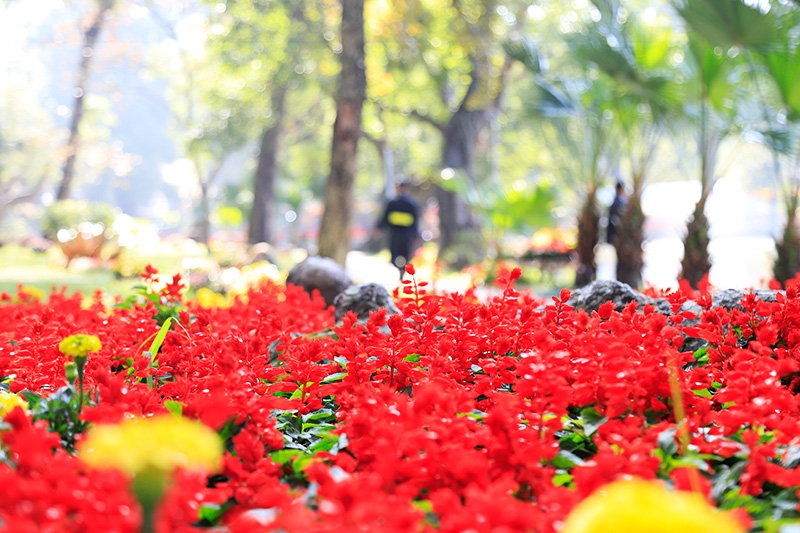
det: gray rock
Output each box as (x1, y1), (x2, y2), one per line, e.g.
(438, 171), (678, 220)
(679, 300), (706, 354)
(553, 281), (782, 354)
(333, 283), (400, 322)
(681, 290), (780, 353)
(564, 280), (672, 315)
(286, 256), (353, 307)
(711, 289), (781, 310)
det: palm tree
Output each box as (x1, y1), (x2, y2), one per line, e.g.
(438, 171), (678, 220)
(671, 25), (741, 287)
(678, 0), (800, 284)
(759, 40), (800, 282)
(505, 39), (616, 287)
(571, 0), (681, 288)
(753, 7), (800, 283)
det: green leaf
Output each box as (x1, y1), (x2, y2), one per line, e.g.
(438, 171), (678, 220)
(693, 345), (709, 364)
(504, 38), (546, 75)
(320, 372), (347, 384)
(302, 409), (336, 424)
(412, 499), (434, 514)
(403, 353), (421, 363)
(580, 407), (606, 436)
(761, 48), (800, 119)
(271, 449), (302, 465)
(781, 445), (800, 468)
(711, 461), (746, 501)
(552, 449), (585, 469)
(292, 453), (315, 474)
(676, 0), (777, 48)
(20, 390), (42, 406)
(197, 502), (233, 525)
(164, 400), (183, 417)
(148, 317), (173, 365)
(552, 472), (573, 487)
(657, 427), (678, 456)
(668, 455), (711, 472)
(309, 433), (339, 453)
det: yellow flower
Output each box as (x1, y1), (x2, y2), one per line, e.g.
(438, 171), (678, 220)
(19, 285), (46, 301)
(562, 478), (744, 533)
(78, 414), (223, 476)
(58, 334), (102, 358)
(0, 390), (28, 418)
(195, 287), (229, 309)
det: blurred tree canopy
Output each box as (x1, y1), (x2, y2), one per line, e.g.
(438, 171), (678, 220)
(3, 0), (800, 282)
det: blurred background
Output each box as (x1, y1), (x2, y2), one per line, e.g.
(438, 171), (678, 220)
(0, 0), (795, 297)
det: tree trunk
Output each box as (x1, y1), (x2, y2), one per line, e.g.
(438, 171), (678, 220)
(437, 99), (489, 252)
(248, 85), (288, 245)
(198, 181), (210, 245)
(574, 185), (599, 287)
(193, 156), (228, 247)
(774, 193), (800, 285)
(317, 0), (366, 265)
(680, 196), (712, 288)
(681, 91), (718, 289)
(615, 192), (645, 288)
(57, 0), (115, 201)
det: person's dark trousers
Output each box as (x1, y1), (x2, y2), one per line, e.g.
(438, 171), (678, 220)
(389, 232), (411, 278)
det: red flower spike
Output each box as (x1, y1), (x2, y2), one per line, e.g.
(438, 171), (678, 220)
(597, 300), (615, 320)
(140, 263), (159, 282)
(2, 265), (800, 532)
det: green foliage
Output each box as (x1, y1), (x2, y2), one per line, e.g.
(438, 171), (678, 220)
(468, 180), (556, 235)
(212, 205), (244, 229)
(760, 43), (800, 121)
(21, 386), (89, 453)
(146, 317), (172, 375)
(116, 285), (183, 327)
(674, 0), (777, 49)
(773, 211), (800, 285)
(438, 229), (488, 270)
(270, 401), (346, 488)
(42, 200), (118, 241)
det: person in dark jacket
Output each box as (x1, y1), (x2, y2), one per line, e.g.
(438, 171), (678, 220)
(607, 180), (627, 248)
(378, 180), (420, 277)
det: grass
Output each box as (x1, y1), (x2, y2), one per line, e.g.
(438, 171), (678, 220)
(0, 239), (573, 302)
(0, 243), (195, 298)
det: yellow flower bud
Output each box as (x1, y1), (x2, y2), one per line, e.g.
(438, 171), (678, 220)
(58, 334), (102, 358)
(195, 287), (229, 309)
(562, 478), (744, 533)
(19, 285), (46, 301)
(0, 390), (28, 418)
(78, 414), (223, 476)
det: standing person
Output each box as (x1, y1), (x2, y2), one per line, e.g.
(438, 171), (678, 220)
(607, 181), (627, 250)
(377, 180), (420, 277)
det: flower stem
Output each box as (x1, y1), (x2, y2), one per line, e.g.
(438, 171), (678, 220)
(132, 468), (167, 533)
(76, 359), (86, 414)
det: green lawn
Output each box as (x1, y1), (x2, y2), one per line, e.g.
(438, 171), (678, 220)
(0, 243), (193, 298)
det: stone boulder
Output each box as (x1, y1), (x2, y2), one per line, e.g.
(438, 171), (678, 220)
(563, 280), (672, 315)
(556, 280), (782, 354)
(333, 283), (400, 323)
(711, 288), (780, 310)
(286, 256), (353, 307)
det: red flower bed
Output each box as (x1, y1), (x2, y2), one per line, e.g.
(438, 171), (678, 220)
(0, 266), (799, 532)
